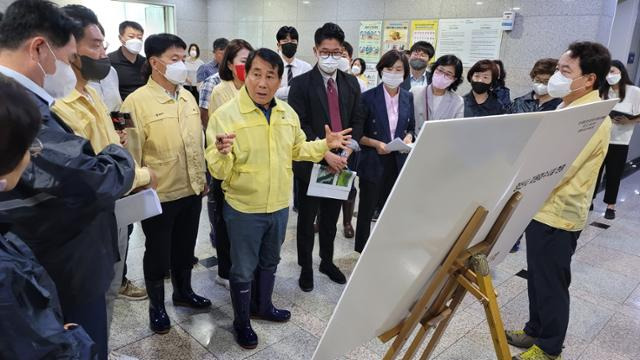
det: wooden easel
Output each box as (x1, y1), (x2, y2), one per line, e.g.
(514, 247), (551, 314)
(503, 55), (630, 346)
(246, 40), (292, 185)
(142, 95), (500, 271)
(378, 192), (523, 360)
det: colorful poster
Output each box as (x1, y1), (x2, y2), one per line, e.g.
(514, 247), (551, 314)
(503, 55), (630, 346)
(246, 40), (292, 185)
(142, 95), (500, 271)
(382, 20), (410, 52)
(410, 19), (438, 47)
(435, 18), (503, 67)
(357, 21), (383, 63)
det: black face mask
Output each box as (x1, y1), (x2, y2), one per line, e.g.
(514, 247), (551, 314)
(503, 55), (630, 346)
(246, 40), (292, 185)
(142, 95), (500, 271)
(471, 81), (491, 94)
(79, 55), (111, 81)
(281, 43), (298, 58)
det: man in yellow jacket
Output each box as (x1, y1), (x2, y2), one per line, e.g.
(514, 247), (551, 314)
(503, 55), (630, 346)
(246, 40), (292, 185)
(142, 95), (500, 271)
(506, 42), (612, 360)
(51, 5), (157, 352)
(206, 48), (351, 350)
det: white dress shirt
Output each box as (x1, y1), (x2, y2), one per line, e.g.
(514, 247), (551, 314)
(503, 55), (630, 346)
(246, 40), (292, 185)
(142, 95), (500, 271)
(0, 64), (54, 106)
(609, 85), (640, 145)
(276, 56), (313, 101)
(88, 66), (122, 112)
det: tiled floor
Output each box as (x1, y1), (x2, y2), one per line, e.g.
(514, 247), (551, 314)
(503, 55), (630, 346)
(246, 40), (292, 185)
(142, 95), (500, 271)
(111, 171), (640, 360)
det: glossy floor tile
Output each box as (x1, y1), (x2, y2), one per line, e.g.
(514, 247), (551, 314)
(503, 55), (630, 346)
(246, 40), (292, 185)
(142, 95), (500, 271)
(111, 171), (640, 359)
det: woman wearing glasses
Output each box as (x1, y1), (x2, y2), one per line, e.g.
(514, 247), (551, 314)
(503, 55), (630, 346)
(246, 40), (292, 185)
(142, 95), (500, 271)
(410, 55), (465, 135)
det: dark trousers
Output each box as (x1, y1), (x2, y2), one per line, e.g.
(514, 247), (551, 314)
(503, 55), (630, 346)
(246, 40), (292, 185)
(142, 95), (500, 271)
(141, 195), (202, 282)
(211, 178), (231, 279)
(121, 224), (133, 285)
(293, 177), (300, 210)
(207, 173), (216, 246)
(355, 156), (399, 252)
(61, 296), (107, 360)
(223, 202), (289, 283)
(296, 178), (343, 270)
(593, 143), (629, 205)
(524, 220), (580, 356)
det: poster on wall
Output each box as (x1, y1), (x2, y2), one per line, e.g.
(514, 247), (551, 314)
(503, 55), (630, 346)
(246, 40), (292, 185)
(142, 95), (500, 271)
(363, 65), (379, 90)
(358, 21), (383, 63)
(383, 20), (410, 52)
(410, 19), (439, 48)
(435, 18), (503, 66)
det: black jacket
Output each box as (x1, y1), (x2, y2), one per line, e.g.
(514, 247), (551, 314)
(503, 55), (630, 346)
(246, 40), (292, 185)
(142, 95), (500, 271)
(505, 91), (563, 114)
(0, 224), (96, 359)
(463, 92), (505, 117)
(357, 84), (416, 183)
(289, 66), (364, 183)
(0, 90), (135, 308)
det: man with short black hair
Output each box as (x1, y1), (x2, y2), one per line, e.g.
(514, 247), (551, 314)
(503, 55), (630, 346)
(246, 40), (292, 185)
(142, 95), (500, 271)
(506, 41), (612, 360)
(197, 37), (228, 83)
(289, 22), (364, 292)
(275, 25), (312, 101)
(108, 20), (145, 100)
(402, 40), (435, 90)
(54, 4), (157, 340)
(0, 1), (136, 359)
(206, 47), (352, 349)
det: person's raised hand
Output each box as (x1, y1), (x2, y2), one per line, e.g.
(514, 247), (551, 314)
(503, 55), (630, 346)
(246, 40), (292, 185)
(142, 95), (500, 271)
(215, 133), (236, 155)
(324, 125), (352, 150)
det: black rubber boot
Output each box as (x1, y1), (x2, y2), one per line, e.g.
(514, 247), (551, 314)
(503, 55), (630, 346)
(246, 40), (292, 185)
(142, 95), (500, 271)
(171, 268), (212, 309)
(146, 280), (171, 334)
(230, 281), (258, 349)
(251, 269), (291, 322)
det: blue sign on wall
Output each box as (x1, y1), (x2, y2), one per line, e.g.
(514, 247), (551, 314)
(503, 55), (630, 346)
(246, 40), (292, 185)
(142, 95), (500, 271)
(629, 52), (636, 64)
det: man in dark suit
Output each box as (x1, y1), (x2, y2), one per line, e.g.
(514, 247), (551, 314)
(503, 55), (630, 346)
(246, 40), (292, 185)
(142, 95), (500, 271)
(289, 22), (363, 292)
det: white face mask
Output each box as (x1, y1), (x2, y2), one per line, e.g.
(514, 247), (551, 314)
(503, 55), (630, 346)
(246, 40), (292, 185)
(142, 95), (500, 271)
(189, 50), (198, 58)
(337, 57), (350, 73)
(161, 60), (188, 85)
(381, 71), (404, 89)
(37, 42), (77, 99)
(606, 73), (621, 86)
(318, 56), (339, 75)
(124, 38), (143, 55)
(532, 82), (548, 96)
(351, 66), (361, 75)
(0, 179), (6, 192)
(547, 71), (582, 99)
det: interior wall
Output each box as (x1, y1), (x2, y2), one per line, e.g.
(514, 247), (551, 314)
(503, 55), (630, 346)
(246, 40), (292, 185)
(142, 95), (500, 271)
(0, 0), (210, 61)
(206, 0), (616, 96)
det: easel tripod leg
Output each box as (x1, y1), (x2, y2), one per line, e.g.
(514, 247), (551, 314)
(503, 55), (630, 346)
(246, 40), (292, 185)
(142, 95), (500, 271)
(473, 255), (511, 360)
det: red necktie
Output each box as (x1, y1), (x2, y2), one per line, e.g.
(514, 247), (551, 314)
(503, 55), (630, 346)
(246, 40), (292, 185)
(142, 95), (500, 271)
(326, 78), (342, 132)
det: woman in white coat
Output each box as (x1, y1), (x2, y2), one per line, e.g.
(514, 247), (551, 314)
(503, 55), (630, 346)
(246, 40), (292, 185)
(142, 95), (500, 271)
(411, 54), (464, 136)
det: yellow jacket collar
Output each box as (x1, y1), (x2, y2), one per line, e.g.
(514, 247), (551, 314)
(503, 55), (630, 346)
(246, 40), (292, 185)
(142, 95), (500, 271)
(59, 88), (84, 104)
(146, 77), (185, 104)
(566, 90), (601, 108)
(238, 86), (283, 115)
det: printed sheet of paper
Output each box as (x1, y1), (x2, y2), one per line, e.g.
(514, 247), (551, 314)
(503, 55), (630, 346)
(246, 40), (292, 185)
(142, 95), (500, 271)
(386, 138), (414, 153)
(115, 189), (162, 228)
(435, 18), (503, 66)
(307, 164), (356, 200)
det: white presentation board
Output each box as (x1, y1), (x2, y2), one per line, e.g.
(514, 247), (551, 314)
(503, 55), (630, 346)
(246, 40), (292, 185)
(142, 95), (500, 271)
(312, 99), (617, 360)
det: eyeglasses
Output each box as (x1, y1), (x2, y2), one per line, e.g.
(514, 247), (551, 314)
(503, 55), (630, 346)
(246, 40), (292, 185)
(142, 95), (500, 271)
(318, 51), (343, 60)
(434, 67), (455, 80)
(29, 138), (43, 158)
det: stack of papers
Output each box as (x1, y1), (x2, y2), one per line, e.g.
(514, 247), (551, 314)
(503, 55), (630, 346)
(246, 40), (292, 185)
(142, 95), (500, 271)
(115, 189), (163, 227)
(386, 138), (415, 153)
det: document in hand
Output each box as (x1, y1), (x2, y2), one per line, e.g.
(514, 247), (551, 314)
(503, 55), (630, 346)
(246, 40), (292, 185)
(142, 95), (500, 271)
(610, 102), (640, 118)
(307, 164), (357, 200)
(386, 138), (414, 153)
(115, 189), (163, 228)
